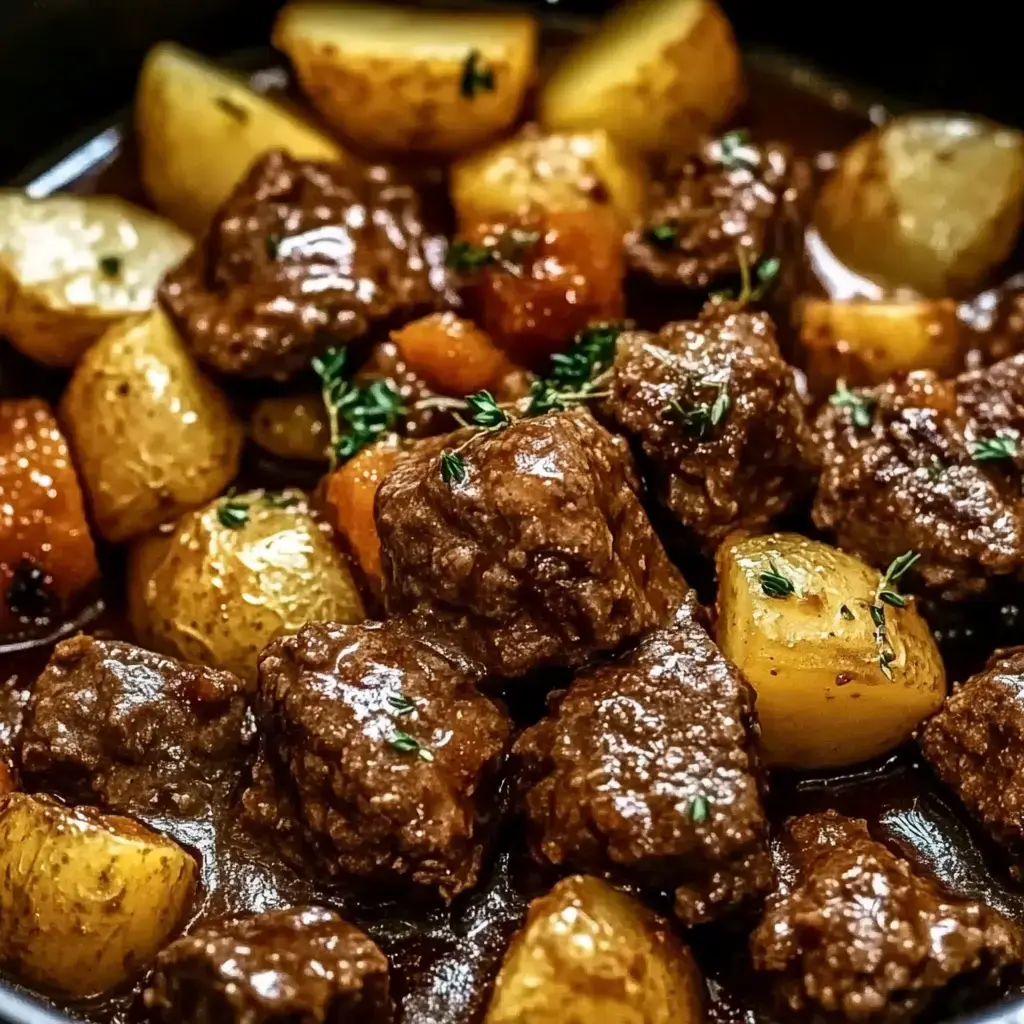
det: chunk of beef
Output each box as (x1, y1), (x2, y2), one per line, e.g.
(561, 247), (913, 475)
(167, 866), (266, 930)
(513, 611), (770, 925)
(625, 134), (812, 291)
(242, 619), (510, 900)
(608, 308), (813, 547)
(0, 399), (98, 637)
(751, 811), (1023, 1023)
(20, 635), (255, 815)
(376, 407), (690, 679)
(145, 906), (389, 1024)
(160, 151), (451, 380)
(812, 354), (1024, 599)
(920, 647), (1024, 866)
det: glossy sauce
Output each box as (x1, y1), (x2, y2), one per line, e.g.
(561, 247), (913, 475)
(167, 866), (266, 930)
(2, 37), (1024, 1024)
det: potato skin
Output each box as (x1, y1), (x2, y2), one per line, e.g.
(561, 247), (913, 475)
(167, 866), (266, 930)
(539, 0), (742, 154)
(61, 309), (243, 543)
(129, 491), (365, 681)
(0, 793), (197, 998)
(0, 193), (192, 368)
(136, 42), (350, 234)
(715, 532), (946, 769)
(274, 2), (537, 154)
(485, 875), (704, 1024)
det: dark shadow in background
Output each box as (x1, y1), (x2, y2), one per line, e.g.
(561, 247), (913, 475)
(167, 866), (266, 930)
(0, 0), (1018, 179)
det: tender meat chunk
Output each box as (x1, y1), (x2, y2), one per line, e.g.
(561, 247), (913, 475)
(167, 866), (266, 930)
(376, 407), (690, 679)
(513, 611), (770, 925)
(0, 399), (98, 636)
(456, 208), (625, 370)
(751, 811), (1023, 1023)
(920, 647), (1024, 865)
(625, 134), (812, 290)
(20, 635), (255, 815)
(145, 906), (389, 1024)
(812, 354), (1024, 599)
(242, 619), (510, 900)
(160, 151), (451, 380)
(608, 308), (813, 547)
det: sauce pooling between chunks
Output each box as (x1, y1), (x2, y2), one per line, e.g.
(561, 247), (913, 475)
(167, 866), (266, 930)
(813, 353), (1024, 599)
(160, 150), (452, 380)
(513, 608), (771, 925)
(376, 407), (690, 679)
(242, 619), (510, 901)
(752, 811), (1024, 1023)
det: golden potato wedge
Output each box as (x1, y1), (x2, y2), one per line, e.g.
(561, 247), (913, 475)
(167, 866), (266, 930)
(250, 393), (329, 462)
(486, 875), (704, 1024)
(799, 297), (965, 390)
(129, 490), (365, 681)
(0, 793), (197, 998)
(716, 533), (946, 770)
(61, 308), (244, 543)
(273, 1), (537, 153)
(0, 192), (191, 368)
(816, 114), (1024, 298)
(136, 42), (350, 234)
(450, 126), (648, 227)
(538, 0), (742, 154)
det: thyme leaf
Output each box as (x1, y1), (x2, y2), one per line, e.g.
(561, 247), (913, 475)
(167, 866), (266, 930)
(829, 379), (876, 429)
(760, 558), (795, 599)
(460, 49), (495, 99)
(390, 730), (434, 762)
(971, 434), (1019, 463)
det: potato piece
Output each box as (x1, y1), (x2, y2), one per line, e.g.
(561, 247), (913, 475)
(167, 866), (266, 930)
(324, 436), (402, 586)
(816, 114), (1024, 298)
(61, 309), (243, 542)
(0, 193), (192, 368)
(0, 399), (98, 636)
(450, 127), (647, 227)
(130, 490), (365, 681)
(538, 0), (742, 155)
(485, 875), (703, 1024)
(0, 793), (196, 998)
(251, 393), (329, 462)
(799, 297), (965, 390)
(715, 533), (946, 769)
(274, 2), (537, 154)
(136, 42), (350, 234)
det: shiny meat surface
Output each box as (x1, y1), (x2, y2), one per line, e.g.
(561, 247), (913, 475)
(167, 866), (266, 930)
(144, 906), (390, 1024)
(513, 610), (771, 925)
(242, 619), (510, 900)
(376, 407), (690, 678)
(608, 308), (813, 546)
(813, 354), (1024, 598)
(19, 635), (255, 815)
(751, 811), (1024, 1023)
(160, 151), (451, 379)
(920, 647), (1024, 864)
(624, 134), (812, 290)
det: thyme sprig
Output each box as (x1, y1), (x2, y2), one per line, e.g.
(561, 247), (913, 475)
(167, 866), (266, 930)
(829, 379), (876, 429)
(390, 730), (435, 762)
(760, 558), (795, 599)
(662, 377), (731, 439)
(709, 249), (780, 306)
(446, 228), (541, 274)
(525, 322), (624, 415)
(437, 389), (514, 485)
(971, 433), (1020, 463)
(871, 551), (920, 679)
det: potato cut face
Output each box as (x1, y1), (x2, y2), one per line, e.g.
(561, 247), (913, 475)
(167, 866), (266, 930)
(716, 532), (946, 769)
(0, 793), (197, 998)
(0, 192), (192, 367)
(485, 875), (704, 1024)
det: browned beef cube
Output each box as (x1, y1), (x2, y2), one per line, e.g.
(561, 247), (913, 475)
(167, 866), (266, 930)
(160, 150), (452, 380)
(376, 407), (690, 679)
(920, 647), (1024, 863)
(20, 635), (254, 815)
(608, 309), (813, 547)
(145, 906), (390, 1024)
(242, 619), (510, 901)
(751, 811), (1023, 1023)
(624, 133), (811, 292)
(513, 611), (770, 925)
(813, 354), (1024, 599)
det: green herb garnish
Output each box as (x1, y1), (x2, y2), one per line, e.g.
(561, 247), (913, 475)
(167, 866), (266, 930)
(871, 551), (920, 679)
(217, 498), (250, 530)
(460, 49), (495, 99)
(446, 240), (496, 273)
(840, 604), (855, 621)
(663, 379), (731, 439)
(440, 449), (468, 486)
(525, 322), (624, 416)
(829, 379), (876, 429)
(719, 129), (753, 167)
(390, 730), (435, 762)
(388, 693), (419, 716)
(710, 251), (780, 306)
(760, 558), (795, 599)
(467, 390), (512, 430)
(971, 434), (1019, 463)
(689, 795), (710, 823)
(98, 255), (122, 278)
(643, 222), (679, 250)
